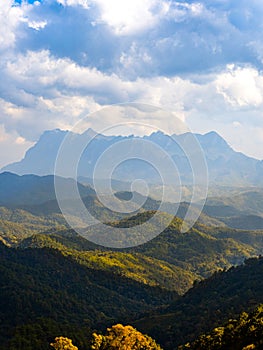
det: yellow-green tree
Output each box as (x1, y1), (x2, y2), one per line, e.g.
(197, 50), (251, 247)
(50, 336), (78, 350)
(91, 323), (162, 350)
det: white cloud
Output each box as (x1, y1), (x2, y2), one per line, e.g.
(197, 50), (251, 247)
(219, 123), (263, 160)
(0, 124), (34, 168)
(168, 1), (206, 21)
(3, 50), (263, 138)
(2, 0), (263, 166)
(91, 0), (170, 35)
(28, 20), (47, 30)
(0, 1), (24, 50)
(0, 0), (51, 52)
(56, 0), (89, 9)
(119, 43), (152, 78)
(215, 65), (263, 108)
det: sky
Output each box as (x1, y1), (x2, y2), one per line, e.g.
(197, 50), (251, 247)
(1, 0), (263, 167)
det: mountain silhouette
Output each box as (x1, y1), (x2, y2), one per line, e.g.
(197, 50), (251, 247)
(2, 128), (263, 186)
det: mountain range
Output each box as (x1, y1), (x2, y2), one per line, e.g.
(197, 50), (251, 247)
(0, 171), (262, 349)
(2, 172), (263, 230)
(135, 256), (263, 349)
(0, 172), (262, 277)
(1, 138), (263, 349)
(0, 171), (95, 207)
(0, 228), (262, 349)
(2, 128), (263, 187)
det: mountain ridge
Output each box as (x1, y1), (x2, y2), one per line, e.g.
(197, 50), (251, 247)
(0, 171), (95, 206)
(2, 128), (263, 186)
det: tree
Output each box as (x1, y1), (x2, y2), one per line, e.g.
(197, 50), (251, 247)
(50, 337), (78, 350)
(91, 323), (162, 349)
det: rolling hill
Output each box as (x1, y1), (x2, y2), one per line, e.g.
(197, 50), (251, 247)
(0, 171), (95, 207)
(0, 242), (177, 350)
(178, 304), (263, 350)
(0, 174), (263, 349)
(134, 256), (263, 349)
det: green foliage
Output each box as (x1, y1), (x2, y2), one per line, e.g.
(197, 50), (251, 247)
(179, 304), (263, 350)
(135, 257), (263, 349)
(49, 210), (261, 281)
(1, 178), (263, 350)
(0, 242), (176, 350)
(3, 204), (261, 295)
(16, 206), (263, 295)
(0, 206), (67, 245)
(133, 218), (258, 278)
(7, 319), (91, 350)
(18, 233), (194, 294)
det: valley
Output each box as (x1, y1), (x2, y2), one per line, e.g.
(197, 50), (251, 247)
(0, 171), (262, 349)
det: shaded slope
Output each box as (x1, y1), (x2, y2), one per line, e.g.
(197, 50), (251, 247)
(19, 233), (195, 294)
(0, 242), (177, 349)
(179, 304), (263, 350)
(0, 172), (94, 206)
(135, 257), (263, 349)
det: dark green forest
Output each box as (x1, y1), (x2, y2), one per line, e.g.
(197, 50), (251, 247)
(0, 173), (263, 349)
(1, 241), (262, 349)
(179, 304), (263, 350)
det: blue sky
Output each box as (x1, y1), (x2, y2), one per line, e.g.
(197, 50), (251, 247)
(1, 0), (263, 166)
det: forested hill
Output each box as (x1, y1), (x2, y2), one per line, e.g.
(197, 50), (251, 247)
(135, 256), (263, 349)
(1, 240), (262, 350)
(0, 174), (263, 349)
(178, 304), (263, 350)
(0, 171), (95, 206)
(0, 242), (177, 350)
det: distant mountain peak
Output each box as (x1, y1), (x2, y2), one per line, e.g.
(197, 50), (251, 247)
(204, 131), (225, 141)
(150, 130), (165, 136)
(196, 130), (230, 150)
(1, 128), (263, 186)
(205, 130), (221, 137)
(41, 128), (68, 136)
(82, 128), (98, 138)
(147, 130), (172, 142)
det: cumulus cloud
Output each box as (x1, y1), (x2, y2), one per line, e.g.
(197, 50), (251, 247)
(8, 0), (263, 77)
(28, 19), (47, 30)
(1, 0), (263, 166)
(56, 0), (89, 9)
(0, 124), (34, 168)
(0, 0), (23, 50)
(215, 65), (263, 108)
(91, 0), (170, 35)
(2, 49), (263, 137)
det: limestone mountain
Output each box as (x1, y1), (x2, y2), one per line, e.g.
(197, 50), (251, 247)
(2, 129), (263, 186)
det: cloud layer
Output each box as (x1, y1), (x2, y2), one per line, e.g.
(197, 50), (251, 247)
(1, 0), (263, 166)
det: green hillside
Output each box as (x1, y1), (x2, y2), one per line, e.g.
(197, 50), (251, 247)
(1, 204), (262, 293)
(135, 257), (263, 349)
(19, 233), (195, 294)
(179, 304), (263, 350)
(0, 242), (177, 350)
(3, 244), (262, 350)
(0, 206), (67, 245)
(15, 209), (262, 289)
(1, 173), (263, 350)
(206, 190), (263, 216)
